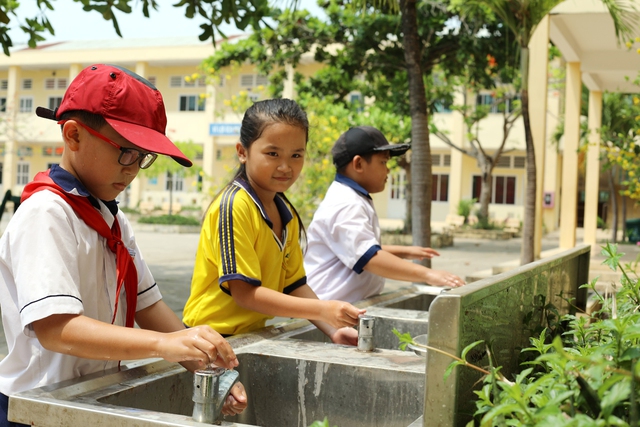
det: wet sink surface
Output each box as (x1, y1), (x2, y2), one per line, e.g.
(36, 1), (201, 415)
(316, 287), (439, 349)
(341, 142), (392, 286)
(98, 340), (426, 427)
(11, 339), (425, 427)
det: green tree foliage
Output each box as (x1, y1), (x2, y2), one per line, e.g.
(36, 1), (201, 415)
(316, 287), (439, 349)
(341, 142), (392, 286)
(0, 0), (273, 55)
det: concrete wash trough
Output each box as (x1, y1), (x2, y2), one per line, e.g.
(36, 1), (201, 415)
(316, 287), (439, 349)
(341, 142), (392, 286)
(7, 245), (589, 426)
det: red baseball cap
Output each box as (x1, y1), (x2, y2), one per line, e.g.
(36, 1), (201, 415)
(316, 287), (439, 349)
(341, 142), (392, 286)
(36, 64), (192, 167)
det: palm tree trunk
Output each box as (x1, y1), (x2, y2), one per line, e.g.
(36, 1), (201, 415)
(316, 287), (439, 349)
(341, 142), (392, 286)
(520, 47), (537, 265)
(400, 0), (432, 267)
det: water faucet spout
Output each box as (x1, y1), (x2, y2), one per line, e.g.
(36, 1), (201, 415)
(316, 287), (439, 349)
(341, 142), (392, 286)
(357, 315), (375, 352)
(192, 367), (240, 424)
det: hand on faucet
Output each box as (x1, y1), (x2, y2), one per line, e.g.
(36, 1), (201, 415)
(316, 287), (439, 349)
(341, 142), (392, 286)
(221, 382), (248, 416)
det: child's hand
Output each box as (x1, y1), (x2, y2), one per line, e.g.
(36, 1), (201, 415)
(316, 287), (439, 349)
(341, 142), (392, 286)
(425, 269), (466, 288)
(323, 301), (365, 328)
(402, 246), (440, 260)
(222, 382), (248, 416)
(158, 325), (239, 370)
(330, 327), (359, 346)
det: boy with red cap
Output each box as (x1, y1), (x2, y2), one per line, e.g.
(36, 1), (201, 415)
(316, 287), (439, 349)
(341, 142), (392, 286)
(0, 64), (246, 426)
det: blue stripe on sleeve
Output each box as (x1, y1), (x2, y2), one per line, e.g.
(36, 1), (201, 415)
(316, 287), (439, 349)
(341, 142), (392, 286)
(353, 245), (382, 274)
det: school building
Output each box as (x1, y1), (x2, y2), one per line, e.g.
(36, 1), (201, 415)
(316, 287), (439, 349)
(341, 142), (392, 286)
(0, 0), (637, 253)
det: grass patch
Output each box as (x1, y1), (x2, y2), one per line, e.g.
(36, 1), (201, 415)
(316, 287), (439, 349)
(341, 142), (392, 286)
(138, 215), (200, 226)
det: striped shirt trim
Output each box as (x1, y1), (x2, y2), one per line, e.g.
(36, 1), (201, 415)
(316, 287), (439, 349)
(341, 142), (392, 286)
(20, 294), (82, 313)
(219, 185), (241, 276)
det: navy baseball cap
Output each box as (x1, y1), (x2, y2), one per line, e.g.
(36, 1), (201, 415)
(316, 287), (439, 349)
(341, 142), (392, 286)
(331, 126), (410, 168)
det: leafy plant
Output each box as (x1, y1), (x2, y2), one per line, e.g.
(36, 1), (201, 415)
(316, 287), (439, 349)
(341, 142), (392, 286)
(308, 417), (336, 427)
(457, 198), (477, 223)
(468, 243), (640, 426)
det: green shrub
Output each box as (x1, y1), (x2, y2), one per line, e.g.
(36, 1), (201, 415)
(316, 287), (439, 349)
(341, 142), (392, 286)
(466, 243), (640, 426)
(457, 198), (477, 221)
(137, 215), (200, 226)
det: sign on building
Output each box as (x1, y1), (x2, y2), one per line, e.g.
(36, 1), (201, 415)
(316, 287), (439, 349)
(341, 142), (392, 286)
(209, 123), (241, 136)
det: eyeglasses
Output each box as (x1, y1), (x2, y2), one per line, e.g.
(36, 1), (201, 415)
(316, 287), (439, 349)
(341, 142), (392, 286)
(62, 120), (158, 169)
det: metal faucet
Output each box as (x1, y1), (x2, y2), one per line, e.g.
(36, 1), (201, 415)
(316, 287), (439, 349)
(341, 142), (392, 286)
(192, 367), (240, 424)
(357, 315), (375, 352)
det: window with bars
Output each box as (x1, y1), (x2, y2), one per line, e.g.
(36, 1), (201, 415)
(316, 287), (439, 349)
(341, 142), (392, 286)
(42, 146), (64, 157)
(472, 175), (516, 205)
(48, 97), (63, 111)
(147, 76), (156, 86)
(476, 93), (521, 113)
(240, 74), (268, 88)
(389, 172), (406, 200)
(432, 154), (441, 166)
(165, 172), (184, 192)
(496, 156), (511, 168)
(19, 97), (33, 113)
(0, 80), (7, 90)
(16, 162), (30, 185)
(44, 78), (67, 90)
(0, 97), (6, 113)
(179, 95), (205, 111)
(170, 75), (206, 87)
(22, 79), (32, 90)
(513, 156), (525, 168)
(432, 174), (449, 202)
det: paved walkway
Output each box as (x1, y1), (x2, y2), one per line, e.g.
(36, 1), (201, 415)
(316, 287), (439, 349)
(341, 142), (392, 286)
(0, 223), (637, 357)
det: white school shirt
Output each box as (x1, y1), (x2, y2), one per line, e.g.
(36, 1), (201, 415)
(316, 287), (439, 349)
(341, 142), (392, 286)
(0, 175), (161, 395)
(304, 175), (384, 303)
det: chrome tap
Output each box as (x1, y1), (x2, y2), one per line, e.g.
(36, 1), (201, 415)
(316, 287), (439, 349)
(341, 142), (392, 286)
(357, 315), (375, 352)
(192, 367), (240, 424)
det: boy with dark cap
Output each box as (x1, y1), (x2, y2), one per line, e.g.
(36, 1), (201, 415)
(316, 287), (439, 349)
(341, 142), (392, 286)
(304, 126), (466, 303)
(0, 64), (246, 426)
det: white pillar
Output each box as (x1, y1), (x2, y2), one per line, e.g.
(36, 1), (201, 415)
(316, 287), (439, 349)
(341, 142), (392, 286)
(559, 62), (582, 249)
(2, 66), (19, 195)
(528, 15), (549, 259)
(68, 63), (82, 82)
(543, 61), (563, 234)
(447, 89), (466, 215)
(583, 91), (602, 246)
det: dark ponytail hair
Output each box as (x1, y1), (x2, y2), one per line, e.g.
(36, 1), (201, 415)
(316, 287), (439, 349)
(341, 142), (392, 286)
(212, 99), (309, 241)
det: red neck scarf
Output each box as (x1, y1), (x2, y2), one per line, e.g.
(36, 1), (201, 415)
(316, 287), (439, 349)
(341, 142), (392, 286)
(21, 170), (138, 328)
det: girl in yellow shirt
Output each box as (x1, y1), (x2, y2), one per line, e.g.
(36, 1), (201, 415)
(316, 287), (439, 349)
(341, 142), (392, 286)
(183, 99), (364, 344)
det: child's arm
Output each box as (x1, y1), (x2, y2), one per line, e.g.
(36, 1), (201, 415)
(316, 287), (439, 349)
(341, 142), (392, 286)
(135, 300), (247, 415)
(31, 305), (238, 369)
(364, 250), (466, 288)
(227, 280), (365, 330)
(382, 245), (440, 260)
(288, 284), (360, 346)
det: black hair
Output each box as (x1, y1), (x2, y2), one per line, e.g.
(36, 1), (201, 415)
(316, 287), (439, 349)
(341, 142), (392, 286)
(212, 99), (309, 241)
(336, 152), (375, 175)
(58, 110), (107, 131)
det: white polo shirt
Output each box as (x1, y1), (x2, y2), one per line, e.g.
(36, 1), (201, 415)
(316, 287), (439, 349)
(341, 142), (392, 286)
(304, 175), (384, 303)
(0, 166), (161, 395)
